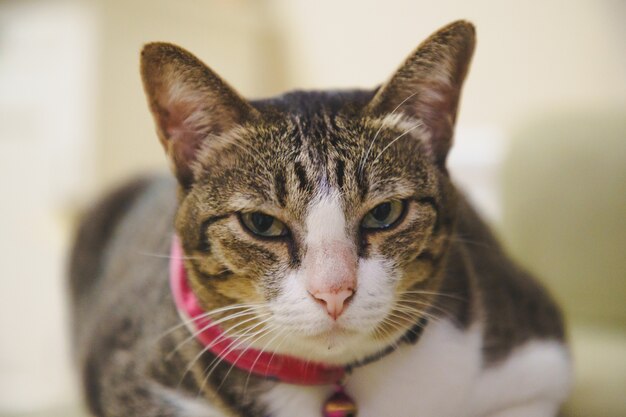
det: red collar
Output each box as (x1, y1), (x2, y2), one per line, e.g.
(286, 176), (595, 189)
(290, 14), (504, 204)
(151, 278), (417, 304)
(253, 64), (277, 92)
(169, 236), (346, 385)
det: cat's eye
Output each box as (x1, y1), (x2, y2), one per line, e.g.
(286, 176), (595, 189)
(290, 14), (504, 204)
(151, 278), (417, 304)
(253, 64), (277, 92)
(240, 212), (288, 238)
(361, 200), (406, 230)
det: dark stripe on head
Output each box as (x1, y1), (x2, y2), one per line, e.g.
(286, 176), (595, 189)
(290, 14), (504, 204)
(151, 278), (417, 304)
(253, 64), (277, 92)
(293, 161), (309, 191)
(335, 158), (345, 189)
(190, 259), (233, 281)
(198, 215), (229, 253)
(358, 233), (370, 258)
(358, 172), (369, 201)
(274, 171), (287, 206)
(415, 196), (440, 232)
(415, 250), (435, 262)
(286, 238), (301, 268)
(416, 196), (438, 211)
(415, 249), (446, 271)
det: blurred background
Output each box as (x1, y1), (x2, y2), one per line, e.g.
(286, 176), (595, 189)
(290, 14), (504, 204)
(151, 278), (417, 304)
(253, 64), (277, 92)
(0, 0), (624, 416)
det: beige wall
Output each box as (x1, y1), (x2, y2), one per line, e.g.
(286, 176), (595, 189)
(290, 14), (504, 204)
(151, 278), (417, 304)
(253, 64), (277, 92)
(95, 0), (291, 191)
(271, 0), (625, 126)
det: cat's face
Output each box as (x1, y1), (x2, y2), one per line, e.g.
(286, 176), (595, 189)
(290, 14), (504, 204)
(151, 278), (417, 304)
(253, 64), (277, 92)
(141, 21), (475, 365)
(175, 113), (452, 364)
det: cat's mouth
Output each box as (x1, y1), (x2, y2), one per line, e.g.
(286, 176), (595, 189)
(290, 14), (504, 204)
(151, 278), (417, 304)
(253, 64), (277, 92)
(295, 323), (382, 357)
(318, 328), (361, 351)
(307, 323), (358, 342)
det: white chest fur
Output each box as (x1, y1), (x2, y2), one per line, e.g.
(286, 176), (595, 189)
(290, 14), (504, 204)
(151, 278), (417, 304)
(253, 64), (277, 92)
(260, 320), (571, 417)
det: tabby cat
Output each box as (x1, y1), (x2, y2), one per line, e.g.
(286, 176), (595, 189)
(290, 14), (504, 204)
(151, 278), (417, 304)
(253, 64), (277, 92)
(70, 20), (571, 417)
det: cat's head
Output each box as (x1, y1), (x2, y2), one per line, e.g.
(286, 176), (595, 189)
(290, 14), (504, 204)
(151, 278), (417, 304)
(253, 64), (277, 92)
(141, 21), (475, 365)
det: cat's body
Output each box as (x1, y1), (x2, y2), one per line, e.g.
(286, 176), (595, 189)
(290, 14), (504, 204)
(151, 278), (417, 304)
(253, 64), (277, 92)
(70, 21), (571, 417)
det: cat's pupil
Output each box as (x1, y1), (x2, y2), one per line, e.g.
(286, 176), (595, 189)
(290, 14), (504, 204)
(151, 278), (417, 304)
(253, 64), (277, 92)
(372, 202), (392, 221)
(251, 212), (274, 232)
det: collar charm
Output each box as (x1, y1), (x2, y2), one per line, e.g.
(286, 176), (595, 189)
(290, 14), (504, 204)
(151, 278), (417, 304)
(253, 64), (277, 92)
(323, 384), (357, 417)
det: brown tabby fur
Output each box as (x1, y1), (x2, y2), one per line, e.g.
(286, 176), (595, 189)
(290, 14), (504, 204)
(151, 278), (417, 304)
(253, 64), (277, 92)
(69, 21), (565, 417)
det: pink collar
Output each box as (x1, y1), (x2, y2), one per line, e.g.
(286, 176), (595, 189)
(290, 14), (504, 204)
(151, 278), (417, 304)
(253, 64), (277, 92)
(169, 235), (347, 385)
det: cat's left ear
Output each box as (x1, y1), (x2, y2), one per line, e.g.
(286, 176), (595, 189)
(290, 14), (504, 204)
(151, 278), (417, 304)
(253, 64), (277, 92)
(366, 20), (475, 166)
(141, 43), (258, 188)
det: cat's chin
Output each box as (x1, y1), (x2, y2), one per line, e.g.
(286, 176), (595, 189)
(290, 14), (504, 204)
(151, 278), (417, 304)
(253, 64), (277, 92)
(251, 324), (403, 366)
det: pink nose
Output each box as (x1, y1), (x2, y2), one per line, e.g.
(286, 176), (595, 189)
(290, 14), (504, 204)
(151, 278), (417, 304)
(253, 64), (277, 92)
(310, 289), (354, 319)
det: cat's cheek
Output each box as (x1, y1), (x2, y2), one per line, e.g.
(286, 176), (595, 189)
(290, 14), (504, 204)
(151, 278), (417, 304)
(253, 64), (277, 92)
(339, 257), (397, 329)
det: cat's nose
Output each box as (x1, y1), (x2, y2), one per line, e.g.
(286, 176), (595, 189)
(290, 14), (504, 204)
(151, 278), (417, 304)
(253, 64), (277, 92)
(310, 289), (354, 320)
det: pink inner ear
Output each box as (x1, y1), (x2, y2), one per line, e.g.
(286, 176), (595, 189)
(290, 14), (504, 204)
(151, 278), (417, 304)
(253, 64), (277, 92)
(156, 96), (194, 140)
(154, 94), (208, 186)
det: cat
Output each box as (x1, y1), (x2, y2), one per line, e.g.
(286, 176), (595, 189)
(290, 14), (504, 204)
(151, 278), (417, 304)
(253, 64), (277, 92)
(69, 20), (571, 417)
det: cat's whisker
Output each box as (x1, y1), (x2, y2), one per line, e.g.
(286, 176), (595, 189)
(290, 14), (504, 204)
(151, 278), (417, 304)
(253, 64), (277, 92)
(199, 319), (274, 395)
(229, 324), (289, 394)
(176, 344), (213, 390)
(375, 317), (405, 348)
(243, 328), (292, 393)
(370, 121), (423, 167)
(194, 323), (270, 398)
(199, 316), (275, 379)
(388, 302), (438, 326)
(400, 290), (467, 302)
(358, 90), (420, 179)
(165, 309), (263, 358)
(167, 310), (271, 360)
(449, 235), (496, 250)
(378, 309), (421, 340)
(377, 316), (404, 335)
(371, 320), (391, 341)
(216, 323), (281, 392)
(243, 325), (287, 395)
(385, 309), (422, 326)
(393, 300), (457, 328)
(396, 297), (459, 322)
(155, 303), (266, 343)
(245, 326), (284, 382)
(134, 250), (204, 261)
(193, 312), (273, 351)
(393, 307), (439, 325)
(383, 310), (439, 343)
(175, 313), (272, 388)
(259, 326), (290, 379)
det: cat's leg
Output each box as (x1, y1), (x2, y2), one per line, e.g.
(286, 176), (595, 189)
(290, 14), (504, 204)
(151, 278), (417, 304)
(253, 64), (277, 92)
(148, 383), (231, 417)
(483, 401), (560, 417)
(84, 378), (230, 417)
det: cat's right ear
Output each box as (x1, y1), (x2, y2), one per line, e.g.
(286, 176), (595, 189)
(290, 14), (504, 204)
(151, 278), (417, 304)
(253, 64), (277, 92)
(365, 21), (475, 166)
(140, 43), (258, 188)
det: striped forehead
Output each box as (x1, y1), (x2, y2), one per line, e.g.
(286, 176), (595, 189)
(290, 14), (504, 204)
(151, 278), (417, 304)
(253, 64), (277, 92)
(270, 122), (352, 202)
(272, 112), (421, 203)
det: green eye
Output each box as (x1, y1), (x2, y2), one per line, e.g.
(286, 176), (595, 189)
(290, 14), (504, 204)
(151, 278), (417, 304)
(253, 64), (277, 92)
(362, 200), (405, 230)
(240, 212), (288, 238)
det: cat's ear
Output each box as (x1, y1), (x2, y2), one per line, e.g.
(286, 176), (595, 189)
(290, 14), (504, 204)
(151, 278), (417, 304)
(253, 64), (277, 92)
(366, 20), (475, 165)
(141, 43), (258, 187)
